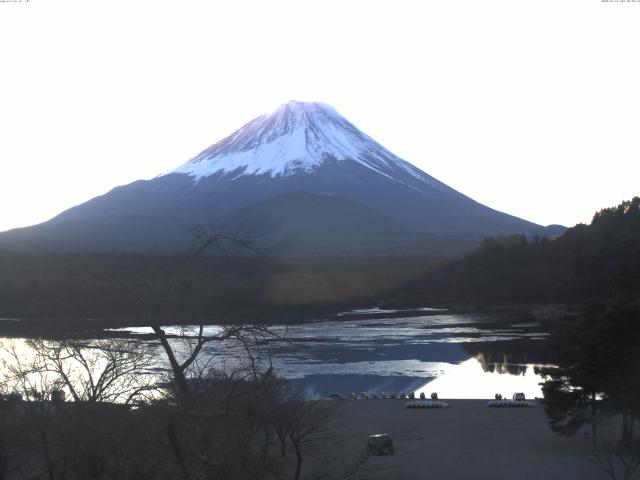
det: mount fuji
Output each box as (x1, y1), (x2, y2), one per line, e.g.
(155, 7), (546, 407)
(0, 101), (563, 254)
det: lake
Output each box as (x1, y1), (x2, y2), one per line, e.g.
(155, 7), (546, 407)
(104, 308), (551, 400)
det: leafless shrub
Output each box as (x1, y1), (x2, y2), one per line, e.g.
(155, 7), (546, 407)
(590, 440), (640, 480)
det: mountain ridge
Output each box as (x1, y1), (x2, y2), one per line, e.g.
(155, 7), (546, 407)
(0, 101), (564, 254)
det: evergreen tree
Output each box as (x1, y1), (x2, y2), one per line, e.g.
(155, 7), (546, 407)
(541, 301), (640, 446)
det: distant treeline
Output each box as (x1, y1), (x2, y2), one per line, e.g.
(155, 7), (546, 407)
(0, 250), (447, 330)
(390, 197), (640, 307)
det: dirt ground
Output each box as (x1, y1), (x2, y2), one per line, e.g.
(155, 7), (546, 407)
(304, 399), (610, 480)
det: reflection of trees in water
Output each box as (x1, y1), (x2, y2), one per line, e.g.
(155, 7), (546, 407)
(463, 340), (549, 376)
(473, 351), (528, 376)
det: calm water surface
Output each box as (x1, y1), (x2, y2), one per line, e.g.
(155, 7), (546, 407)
(110, 310), (551, 399)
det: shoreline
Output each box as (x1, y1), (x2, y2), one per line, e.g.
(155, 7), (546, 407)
(0, 302), (573, 338)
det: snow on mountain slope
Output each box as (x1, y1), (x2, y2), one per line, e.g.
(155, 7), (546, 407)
(166, 101), (442, 189)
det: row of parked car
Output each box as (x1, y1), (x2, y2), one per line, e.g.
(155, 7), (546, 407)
(328, 392), (528, 401)
(495, 392), (527, 401)
(328, 391), (441, 400)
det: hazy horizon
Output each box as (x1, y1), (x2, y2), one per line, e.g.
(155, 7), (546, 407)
(1, 0), (639, 232)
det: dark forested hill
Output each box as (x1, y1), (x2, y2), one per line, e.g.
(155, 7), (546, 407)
(0, 250), (448, 330)
(390, 197), (640, 307)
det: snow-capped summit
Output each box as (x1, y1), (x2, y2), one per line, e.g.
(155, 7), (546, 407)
(167, 100), (435, 186)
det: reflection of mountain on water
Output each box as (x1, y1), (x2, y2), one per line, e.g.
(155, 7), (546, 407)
(285, 339), (550, 397)
(463, 339), (549, 376)
(297, 341), (470, 365)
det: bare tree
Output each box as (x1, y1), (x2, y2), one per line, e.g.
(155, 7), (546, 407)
(591, 440), (640, 480)
(122, 224), (279, 404)
(117, 225), (295, 479)
(286, 395), (339, 480)
(25, 338), (159, 405)
(2, 340), (68, 480)
(1, 338), (162, 480)
(257, 377), (297, 458)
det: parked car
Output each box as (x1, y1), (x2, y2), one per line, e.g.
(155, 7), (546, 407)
(512, 392), (526, 401)
(366, 434), (394, 455)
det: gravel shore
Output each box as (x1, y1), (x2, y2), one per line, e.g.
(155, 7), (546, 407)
(321, 399), (603, 480)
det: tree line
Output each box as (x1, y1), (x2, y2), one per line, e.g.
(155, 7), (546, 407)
(391, 197), (640, 307)
(0, 248), (445, 332)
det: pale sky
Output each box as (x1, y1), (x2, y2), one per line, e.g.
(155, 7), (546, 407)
(1, 0), (639, 233)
